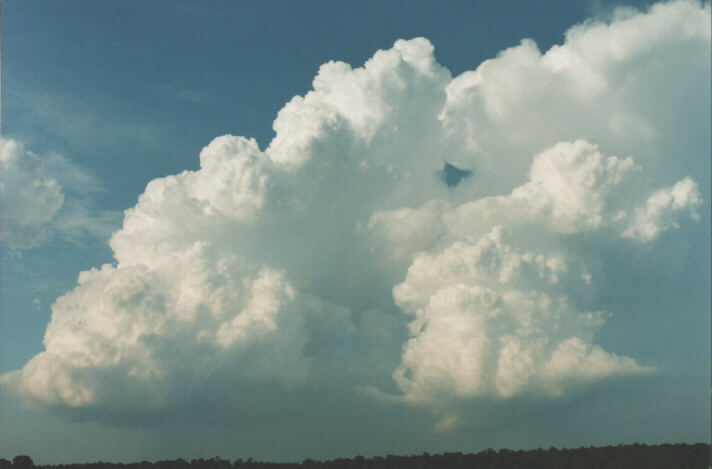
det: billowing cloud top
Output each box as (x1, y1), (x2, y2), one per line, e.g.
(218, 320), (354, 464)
(4, 0), (709, 429)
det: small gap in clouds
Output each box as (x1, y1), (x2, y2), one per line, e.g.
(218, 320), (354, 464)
(440, 162), (473, 187)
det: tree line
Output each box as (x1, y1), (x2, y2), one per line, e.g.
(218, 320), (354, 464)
(2, 443), (709, 469)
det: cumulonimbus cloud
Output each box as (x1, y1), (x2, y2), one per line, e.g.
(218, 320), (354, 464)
(3, 0), (709, 427)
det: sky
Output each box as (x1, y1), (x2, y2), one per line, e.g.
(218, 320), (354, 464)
(0, 0), (710, 464)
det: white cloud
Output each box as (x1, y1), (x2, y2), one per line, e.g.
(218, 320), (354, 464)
(13, 249), (312, 412)
(368, 140), (701, 272)
(4, 0), (709, 428)
(1, 139), (65, 248)
(109, 135), (268, 266)
(1, 138), (122, 249)
(267, 38), (449, 170)
(623, 177), (702, 241)
(439, 0), (710, 194)
(391, 227), (651, 410)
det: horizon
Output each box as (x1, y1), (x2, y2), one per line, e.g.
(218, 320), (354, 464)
(4, 442), (710, 466)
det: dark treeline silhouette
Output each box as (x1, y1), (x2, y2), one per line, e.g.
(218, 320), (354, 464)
(2, 443), (709, 469)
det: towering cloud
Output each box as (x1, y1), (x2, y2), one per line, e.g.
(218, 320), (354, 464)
(4, 0), (709, 427)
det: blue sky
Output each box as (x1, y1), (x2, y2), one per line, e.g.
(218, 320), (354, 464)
(1, 0), (710, 464)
